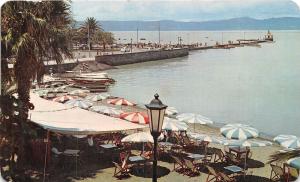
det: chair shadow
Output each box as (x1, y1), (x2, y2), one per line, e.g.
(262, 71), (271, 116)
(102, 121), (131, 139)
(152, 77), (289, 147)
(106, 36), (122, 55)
(240, 175), (270, 182)
(246, 158), (265, 169)
(130, 164), (170, 178)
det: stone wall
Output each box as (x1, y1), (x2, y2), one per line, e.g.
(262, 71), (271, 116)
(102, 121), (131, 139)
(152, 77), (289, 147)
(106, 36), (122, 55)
(95, 48), (189, 66)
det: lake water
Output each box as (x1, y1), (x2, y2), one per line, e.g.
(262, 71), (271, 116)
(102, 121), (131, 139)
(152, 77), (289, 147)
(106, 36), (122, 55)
(107, 31), (300, 136)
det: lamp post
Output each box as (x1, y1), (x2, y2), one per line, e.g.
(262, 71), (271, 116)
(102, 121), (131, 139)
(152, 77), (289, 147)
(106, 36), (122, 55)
(145, 94), (167, 182)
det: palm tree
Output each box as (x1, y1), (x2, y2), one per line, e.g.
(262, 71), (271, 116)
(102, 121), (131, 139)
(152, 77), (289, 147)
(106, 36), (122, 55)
(80, 17), (102, 49)
(1, 1), (72, 179)
(93, 31), (115, 50)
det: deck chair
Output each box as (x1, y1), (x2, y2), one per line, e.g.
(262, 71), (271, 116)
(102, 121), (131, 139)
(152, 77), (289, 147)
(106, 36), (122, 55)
(212, 148), (225, 163)
(270, 164), (287, 181)
(206, 165), (221, 182)
(171, 155), (186, 173)
(287, 166), (299, 181)
(218, 172), (237, 182)
(113, 153), (130, 178)
(225, 152), (241, 166)
(183, 158), (199, 176)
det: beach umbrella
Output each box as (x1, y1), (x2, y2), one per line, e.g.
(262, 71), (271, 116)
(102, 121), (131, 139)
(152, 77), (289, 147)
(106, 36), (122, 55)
(121, 132), (164, 143)
(165, 107), (178, 116)
(33, 89), (49, 97)
(107, 98), (136, 106)
(69, 89), (90, 97)
(90, 105), (123, 116)
(274, 135), (300, 149)
(187, 132), (228, 145)
(85, 93), (111, 101)
(52, 95), (76, 103)
(162, 117), (188, 131)
(51, 85), (67, 93)
(220, 123), (259, 140)
(65, 99), (93, 109)
(287, 157), (300, 169)
(120, 112), (149, 124)
(224, 139), (273, 147)
(176, 113), (213, 125)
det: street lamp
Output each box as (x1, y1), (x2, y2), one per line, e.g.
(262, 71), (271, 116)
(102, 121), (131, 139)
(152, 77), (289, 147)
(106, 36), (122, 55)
(145, 94), (167, 182)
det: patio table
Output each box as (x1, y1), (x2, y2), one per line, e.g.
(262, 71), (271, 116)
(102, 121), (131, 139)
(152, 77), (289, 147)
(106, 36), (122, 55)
(224, 165), (244, 178)
(186, 153), (205, 161)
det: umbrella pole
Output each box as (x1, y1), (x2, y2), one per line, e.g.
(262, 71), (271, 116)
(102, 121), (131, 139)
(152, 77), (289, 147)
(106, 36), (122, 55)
(43, 130), (50, 182)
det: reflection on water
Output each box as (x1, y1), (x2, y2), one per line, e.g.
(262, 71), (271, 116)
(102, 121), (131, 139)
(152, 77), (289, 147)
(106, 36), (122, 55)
(106, 31), (300, 136)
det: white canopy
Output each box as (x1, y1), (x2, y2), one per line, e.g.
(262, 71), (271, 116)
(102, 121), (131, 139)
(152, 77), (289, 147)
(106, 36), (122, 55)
(29, 93), (146, 135)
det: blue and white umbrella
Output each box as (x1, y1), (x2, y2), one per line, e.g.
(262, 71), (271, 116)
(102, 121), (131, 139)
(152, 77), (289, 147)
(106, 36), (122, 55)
(274, 135), (300, 149)
(85, 93), (111, 101)
(176, 113), (213, 125)
(287, 157), (300, 169)
(65, 99), (93, 109)
(220, 123), (259, 140)
(224, 139), (272, 147)
(162, 117), (188, 131)
(165, 107), (178, 116)
(187, 132), (228, 144)
(90, 105), (123, 116)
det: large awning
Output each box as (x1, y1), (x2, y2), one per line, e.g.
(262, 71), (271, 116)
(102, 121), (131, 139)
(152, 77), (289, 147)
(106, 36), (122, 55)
(28, 93), (146, 135)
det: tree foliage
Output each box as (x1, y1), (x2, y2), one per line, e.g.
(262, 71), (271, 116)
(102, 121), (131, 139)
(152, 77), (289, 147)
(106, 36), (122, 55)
(1, 1), (72, 180)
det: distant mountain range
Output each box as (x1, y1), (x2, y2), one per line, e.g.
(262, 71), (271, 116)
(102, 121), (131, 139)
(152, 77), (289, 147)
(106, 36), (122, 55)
(76, 17), (300, 31)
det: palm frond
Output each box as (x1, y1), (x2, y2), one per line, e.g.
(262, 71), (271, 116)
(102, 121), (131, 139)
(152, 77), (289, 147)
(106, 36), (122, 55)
(268, 149), (300, 164)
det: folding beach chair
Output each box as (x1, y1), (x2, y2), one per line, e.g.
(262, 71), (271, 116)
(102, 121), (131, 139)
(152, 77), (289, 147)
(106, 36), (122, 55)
(183, 158), (200, 176)
(171, 155), (186, 173)
(113, 153), (130, 178)
(218, 172), (237, 182)
(270, 163), (287, 181)
(212, 148), (226, 163)
(206, 165), (221, 182)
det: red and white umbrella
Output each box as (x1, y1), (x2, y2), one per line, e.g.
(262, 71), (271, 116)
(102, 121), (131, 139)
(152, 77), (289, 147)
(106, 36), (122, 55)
(52, 95), (76, 103)
(107, 98), (136, 106)
(120, 112), (149, 124)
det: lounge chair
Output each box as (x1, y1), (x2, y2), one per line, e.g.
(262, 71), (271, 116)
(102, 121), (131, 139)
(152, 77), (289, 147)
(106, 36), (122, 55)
(183, 158), (200, 176)
(212, 148), (225, 163)
(270, 163), (287, 181)
(113, 153), (130, 178)
(225, 152), (242, 166)
(171, 155), (186, 173)
(206, 166), (221, 182)
(218, 172), (237, 182)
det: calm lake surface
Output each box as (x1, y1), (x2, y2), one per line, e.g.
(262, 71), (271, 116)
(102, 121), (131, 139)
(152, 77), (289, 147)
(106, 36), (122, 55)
(107, 31), (300, 136)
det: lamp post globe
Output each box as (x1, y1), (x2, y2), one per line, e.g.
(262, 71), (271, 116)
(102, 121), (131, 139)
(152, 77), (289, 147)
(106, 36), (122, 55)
(145, 94), (167, 182)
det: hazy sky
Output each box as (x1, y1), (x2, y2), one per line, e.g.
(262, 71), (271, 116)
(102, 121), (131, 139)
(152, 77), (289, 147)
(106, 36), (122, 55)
(71, 0), (300, 21)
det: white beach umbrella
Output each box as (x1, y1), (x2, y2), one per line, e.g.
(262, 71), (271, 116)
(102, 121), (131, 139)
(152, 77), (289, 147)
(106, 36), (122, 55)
(162, 117), (188, 131)
(121, 132), (163, 143)
(69, 89), (90, 97)
(187, 132), (228, 145)
(224, 139), (273, 147)
(65, 99), (93, 109)
(176, 113), (213, 125)
(274, 135), (300, 149)
(220, 123), (259, 140)
(52, 95), (76, 103)
(165, 107), (178, 116)
(85, 93), (111, 101)
(51, 85), (67, 93)
(33, 89), (49, 97)
(90, 105), (123, 116)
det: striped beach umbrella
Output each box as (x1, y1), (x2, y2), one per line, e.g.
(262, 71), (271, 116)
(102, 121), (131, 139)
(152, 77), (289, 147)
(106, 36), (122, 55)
(165, 107), (178, 116)
(121, 132), (164, 143)
(274, 135), (300, 149)
(187, 132), (228, 145)
(69, 89), (90, 97)
(287, 157), (300, 169)
(162, 117), (188, 131)
(52, 95), (76, 103)
(107, 98), (136, 106)
(224, 139), (272, 147)
(65, 99), (93, 109)
(90, 106), (123, 116)
(176, 113), (213, 125)
(120, 112), (149, 124)
(85, 93), (111, 101)
(220, 123), (259, 140)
